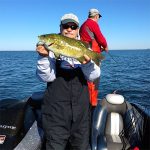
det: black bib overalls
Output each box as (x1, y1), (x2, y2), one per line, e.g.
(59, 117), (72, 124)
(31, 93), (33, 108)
(42, 60), (91, 150)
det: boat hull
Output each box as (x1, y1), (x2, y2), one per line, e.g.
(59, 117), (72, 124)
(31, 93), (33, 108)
(0, 92), (149, 150)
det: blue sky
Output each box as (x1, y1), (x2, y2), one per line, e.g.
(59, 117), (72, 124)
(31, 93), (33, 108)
(0, 0), (150, 50)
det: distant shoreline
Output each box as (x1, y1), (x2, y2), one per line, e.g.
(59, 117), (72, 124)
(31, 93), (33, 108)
(0, 49), (150, 51)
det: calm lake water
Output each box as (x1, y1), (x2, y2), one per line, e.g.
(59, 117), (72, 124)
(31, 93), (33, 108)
(0, 50), (150, 115)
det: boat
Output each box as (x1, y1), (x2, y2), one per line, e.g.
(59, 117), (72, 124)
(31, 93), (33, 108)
(0, 92), (149, 150)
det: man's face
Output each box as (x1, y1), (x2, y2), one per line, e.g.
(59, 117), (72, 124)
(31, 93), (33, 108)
(60, 22), (79, 39)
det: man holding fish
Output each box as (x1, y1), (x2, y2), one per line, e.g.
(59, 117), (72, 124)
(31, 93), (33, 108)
(36, 13), (102, 150)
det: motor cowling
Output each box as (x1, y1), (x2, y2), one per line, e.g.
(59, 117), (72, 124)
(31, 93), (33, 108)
(0, 99), (28, 149)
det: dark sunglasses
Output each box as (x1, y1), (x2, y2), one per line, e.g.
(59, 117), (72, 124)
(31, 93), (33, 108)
(62, 24), (78, 30)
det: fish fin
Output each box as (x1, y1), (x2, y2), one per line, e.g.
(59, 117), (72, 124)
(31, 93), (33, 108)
(93, 58), (101, 66)
(78, 56), (85, 64)
(54, 52), (60, 59)
(92, 53), (105, 66)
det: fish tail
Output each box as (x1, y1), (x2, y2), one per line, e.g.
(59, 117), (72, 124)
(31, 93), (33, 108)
(94, 58), (100, 66)
(92, 53), (105, 66)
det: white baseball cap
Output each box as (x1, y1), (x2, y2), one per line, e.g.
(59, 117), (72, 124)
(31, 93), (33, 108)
(89, 8), (102, 18)
(60, 13), (79, 26)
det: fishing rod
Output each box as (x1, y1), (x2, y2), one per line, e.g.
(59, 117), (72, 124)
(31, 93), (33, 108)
(102, 48), (118, 64)
(107, 51), (118, 64)
(102, 48), (122, 93)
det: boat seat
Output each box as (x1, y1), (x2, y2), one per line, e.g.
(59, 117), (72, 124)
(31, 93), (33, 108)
(91, 94), (130, 150)
(104, 112), (124, 150)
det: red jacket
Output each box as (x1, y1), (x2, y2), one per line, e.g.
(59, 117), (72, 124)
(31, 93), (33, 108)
(79, 18), (108, 53)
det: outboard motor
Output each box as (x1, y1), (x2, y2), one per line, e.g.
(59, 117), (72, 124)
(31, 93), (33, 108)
(91, 94), (131, 150)
(0, 92), (44, 150)
(0, 99), (29, 149)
